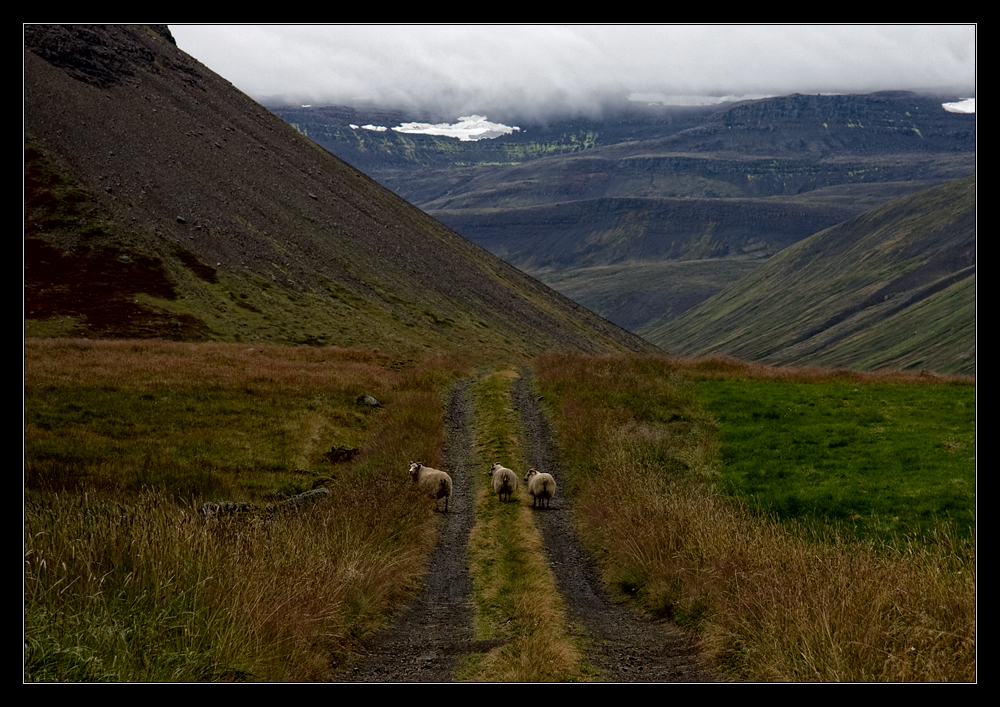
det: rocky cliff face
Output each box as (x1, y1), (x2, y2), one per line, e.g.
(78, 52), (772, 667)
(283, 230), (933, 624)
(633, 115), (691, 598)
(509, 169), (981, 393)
(674, 91), (975, 157)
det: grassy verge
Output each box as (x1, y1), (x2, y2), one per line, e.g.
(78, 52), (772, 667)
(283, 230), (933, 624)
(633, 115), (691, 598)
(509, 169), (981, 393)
(534, 353), (975, 682)
(24, 339), (468, 681)
(455, 368), (593, 682)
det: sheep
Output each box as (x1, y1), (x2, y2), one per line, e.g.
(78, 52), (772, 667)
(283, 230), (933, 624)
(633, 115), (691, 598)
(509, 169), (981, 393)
(523, 468), (556, 509)
(408, 461), (453, 512)
(488, 462), (518, 502)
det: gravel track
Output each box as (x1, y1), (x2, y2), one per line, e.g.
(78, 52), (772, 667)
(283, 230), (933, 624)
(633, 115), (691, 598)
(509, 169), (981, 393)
(335, 378), (489, 682)
(511, 367), (716, 682)
(336, 372), (715, 682)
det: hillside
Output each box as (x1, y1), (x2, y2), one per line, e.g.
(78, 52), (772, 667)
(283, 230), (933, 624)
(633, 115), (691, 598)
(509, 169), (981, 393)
(23, 25), (655, 360)
(271, 93), (975, 333)
(645, 175), (976, 375)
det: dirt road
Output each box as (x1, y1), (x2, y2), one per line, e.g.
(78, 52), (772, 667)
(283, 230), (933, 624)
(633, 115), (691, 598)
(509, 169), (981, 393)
(337, 372), (714, 682)
(336, 379), (488, 682)
(511, 368), (714, 682)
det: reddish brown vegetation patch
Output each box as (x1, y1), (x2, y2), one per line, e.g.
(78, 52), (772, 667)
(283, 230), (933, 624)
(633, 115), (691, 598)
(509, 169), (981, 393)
(672, 354), (974, 385)
(24, 238), (211, 340)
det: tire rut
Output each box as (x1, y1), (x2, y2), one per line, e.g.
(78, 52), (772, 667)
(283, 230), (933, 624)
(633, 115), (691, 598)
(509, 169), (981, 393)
(336, 371), (715, 682)
(511, 366), (716, 682)
(335, 378), (493, 682)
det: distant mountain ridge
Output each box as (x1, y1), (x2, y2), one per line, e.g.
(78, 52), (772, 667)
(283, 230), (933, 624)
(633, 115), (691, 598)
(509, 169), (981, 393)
(654, 90), (975, 157)
(271, 91), (975, 340)
(646, 175), (976, 375)
(24, 25), (655, 359)
(271, 91), (975, 207)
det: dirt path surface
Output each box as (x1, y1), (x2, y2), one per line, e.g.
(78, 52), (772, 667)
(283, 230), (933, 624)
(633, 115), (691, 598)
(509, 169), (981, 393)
(337, 372), (715, 682)
(334, 378), (495, 682)
(511, 368), (716, 682)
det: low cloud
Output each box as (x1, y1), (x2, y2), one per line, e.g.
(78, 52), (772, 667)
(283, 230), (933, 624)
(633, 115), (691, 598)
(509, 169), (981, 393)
(171, 25), (976, 120)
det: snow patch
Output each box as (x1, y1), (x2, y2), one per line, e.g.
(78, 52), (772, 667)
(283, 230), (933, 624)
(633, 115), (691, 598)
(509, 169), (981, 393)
(942, 98), (975, 114)
(349, 115), (517, 140)
(392, 116), (519, 141)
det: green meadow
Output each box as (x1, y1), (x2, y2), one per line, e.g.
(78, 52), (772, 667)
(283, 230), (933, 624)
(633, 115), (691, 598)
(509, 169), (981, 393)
(693, 379), (976, 542)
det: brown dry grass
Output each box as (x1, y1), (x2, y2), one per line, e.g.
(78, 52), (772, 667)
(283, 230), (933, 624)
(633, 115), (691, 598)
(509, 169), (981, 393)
(25, 338), (432, 390)
(672, 354), (975, 386)
(24, 338), (469, 681)
(535, 352), (976, 682)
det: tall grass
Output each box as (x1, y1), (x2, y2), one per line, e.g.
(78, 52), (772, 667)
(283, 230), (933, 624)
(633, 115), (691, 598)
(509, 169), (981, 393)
(25, 485), (432, 681)
(24, 339), (468, 681)
(534, 353), (975, 682)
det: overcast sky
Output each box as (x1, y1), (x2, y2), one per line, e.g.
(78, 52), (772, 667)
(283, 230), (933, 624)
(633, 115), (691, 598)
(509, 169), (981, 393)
(169, 25), (976, 120)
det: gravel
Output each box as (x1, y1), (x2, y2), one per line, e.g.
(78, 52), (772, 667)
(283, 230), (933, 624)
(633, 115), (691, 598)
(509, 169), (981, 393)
(335, 373), (716, 682)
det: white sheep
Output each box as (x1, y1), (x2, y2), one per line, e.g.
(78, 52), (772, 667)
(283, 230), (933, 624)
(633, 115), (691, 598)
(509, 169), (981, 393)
(408, 461), (453, 512)
(488, 462), (518, 502)
(523, 468), (556, 509)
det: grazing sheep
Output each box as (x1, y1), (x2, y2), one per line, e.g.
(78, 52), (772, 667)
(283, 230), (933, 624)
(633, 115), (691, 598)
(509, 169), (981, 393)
(488, 462), (518, 502)
(409, 461), (453, 512)
(523, 468), (556, 509)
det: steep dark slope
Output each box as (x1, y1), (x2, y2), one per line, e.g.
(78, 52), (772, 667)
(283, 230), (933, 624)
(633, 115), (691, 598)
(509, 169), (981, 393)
(24, 25), (656, 359)
(646, 175), (976, 375)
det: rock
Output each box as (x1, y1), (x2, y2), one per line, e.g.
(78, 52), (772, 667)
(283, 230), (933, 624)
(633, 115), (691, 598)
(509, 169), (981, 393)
(274, 487), (330, 512)
(199, 500), (257, 518)
(325, 445), (360, 464)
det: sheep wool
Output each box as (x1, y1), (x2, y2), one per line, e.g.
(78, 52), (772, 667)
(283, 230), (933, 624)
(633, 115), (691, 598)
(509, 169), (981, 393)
(409, 461), (453, 512)
(488, 462), (518, 502)
(523, 468), (556, 509)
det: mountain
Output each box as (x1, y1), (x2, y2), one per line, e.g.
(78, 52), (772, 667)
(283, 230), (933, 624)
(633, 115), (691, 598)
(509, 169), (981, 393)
(23, 25), (656, 360)
(644, 175), (976, 375)
(271, 93), (975, 334)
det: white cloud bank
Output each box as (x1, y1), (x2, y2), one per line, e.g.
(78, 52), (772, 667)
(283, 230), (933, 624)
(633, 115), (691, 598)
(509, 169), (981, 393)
(171, 25), (976, 119)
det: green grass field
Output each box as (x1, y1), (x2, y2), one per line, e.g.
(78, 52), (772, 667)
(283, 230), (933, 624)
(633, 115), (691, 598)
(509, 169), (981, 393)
(692, 379), (976, 542)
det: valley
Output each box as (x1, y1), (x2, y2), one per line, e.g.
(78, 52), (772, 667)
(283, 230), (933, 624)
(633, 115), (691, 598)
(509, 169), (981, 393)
(23, 25), (975, 683)
(26, 340), (973, 681)
(270, 91), (975, 373)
